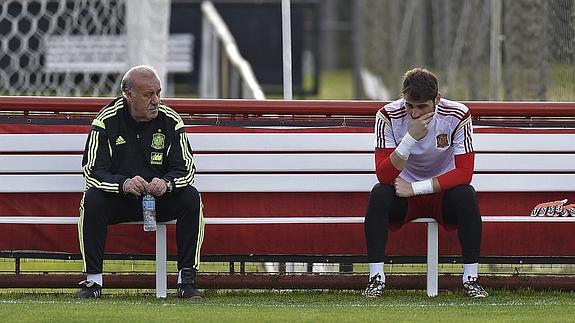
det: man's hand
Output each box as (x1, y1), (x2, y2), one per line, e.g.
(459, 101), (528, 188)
(123, 176), (148, 197)
(530, 199), (568, 217)
(408, 111), (434, 140)
(147, 177), (168, 197)
(394, 177), (414, 198)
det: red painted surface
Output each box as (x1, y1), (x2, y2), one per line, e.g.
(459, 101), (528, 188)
(1, 96), (575, 117)
(1, 191), (574, 256)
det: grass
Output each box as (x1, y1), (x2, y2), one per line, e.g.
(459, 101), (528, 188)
(267, 69), (355, 100)
(313, 69), (354, 100)
(1, 289), (575, 322)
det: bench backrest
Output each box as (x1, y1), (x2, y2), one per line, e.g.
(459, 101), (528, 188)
(0, 131), (573, 193)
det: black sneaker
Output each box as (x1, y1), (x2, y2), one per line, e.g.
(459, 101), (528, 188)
(362, 273), (385, 298)
(76, 280), (102, 299)
(177, 268), (203, 299)
(463, 276), (489, 298)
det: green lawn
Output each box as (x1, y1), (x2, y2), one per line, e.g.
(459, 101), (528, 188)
(2, 289), (575, 322)
(267, 69), (355, 100)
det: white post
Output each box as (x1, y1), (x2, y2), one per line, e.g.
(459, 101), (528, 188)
(281, 0), (301, 273)
(427, 221), (439, 297)
(126, 0), (171, 93)
(199, 13), (219, 99)
(281, 0), (293, 100)
(489, 0), (502, 100)
(155, 224), (167, 298)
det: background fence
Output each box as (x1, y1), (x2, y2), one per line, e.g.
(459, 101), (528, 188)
(360, 0), (575, 101)
(3, 0), (574, 101)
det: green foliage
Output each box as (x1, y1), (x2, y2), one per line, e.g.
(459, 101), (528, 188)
(1, 289), (575, 322)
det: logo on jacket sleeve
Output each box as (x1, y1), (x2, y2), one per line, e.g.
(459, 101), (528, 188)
(151, 132), (165, 150)
(436, 133), (449, 148)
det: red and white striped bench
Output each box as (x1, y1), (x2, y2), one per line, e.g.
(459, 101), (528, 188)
(1, 125), (574, 297)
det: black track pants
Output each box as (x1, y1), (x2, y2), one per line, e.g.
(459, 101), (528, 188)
(364, 183), (481, 264)
(79, 186), (204, 274)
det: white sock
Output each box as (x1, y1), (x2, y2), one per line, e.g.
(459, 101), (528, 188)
(463, 263), (478, 283)
(178, 270), (182, 284)
(87, 273), (103, 286)
(369, 262), (385, 282)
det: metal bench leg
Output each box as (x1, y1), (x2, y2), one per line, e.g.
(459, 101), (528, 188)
(156, 224), (167, 299)
(427, 221), (438, 297)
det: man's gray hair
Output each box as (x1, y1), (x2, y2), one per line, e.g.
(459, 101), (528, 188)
(121, 65), (159, 94)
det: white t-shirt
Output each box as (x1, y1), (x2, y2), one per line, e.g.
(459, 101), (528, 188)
(374, 97), (474, 182)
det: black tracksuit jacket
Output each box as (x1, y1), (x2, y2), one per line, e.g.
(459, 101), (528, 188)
(81, 97), (195, 194)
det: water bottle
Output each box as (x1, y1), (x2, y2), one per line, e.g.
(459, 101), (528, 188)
(142, 194), (157, 232)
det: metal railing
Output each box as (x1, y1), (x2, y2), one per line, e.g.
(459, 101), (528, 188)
(199, 1), (265, 100)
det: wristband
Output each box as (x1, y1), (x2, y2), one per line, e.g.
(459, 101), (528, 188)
(411, 179), (434, 195)
(395, 132), (417, 160)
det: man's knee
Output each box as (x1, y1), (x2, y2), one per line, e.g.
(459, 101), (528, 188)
(83, 188), (109, 211)
(444, 184), (481, 223)
(369, 183), (395, 201)
(176, 185), (201, 211)
(447, 184), (477, 201)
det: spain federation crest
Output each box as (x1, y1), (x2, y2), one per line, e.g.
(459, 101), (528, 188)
(436, 133), (449, 148)
(151, 132), (165, 150)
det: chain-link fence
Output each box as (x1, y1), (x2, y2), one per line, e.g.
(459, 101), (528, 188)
(0, 0), (172, 97)
(0, 0), (126, 96)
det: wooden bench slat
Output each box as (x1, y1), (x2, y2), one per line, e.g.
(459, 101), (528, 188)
(473, 133), (575, 152)
(0, 155), (82, 173)
(191, 133), (575, 152)
(0, 134), (86, 152)
(199, 153), (572, 172)
(475, 154), (575, 171)
(1, 153), (573, 173)
(2, 133), (574, 153)
(0, 154), (375, 173)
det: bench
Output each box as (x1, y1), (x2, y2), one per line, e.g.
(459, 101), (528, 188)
(1, 122), (574, 297)
(0, 98), (575, 297)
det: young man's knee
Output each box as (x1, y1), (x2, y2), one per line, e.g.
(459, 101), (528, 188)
(448, 184), (476, 201)
(370, 183), (395, 200)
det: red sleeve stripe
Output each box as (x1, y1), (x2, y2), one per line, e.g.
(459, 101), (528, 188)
(387, 108), (407, 119)
(375, 115), (386, 148)
(463, 118), (473, 153)
(378, 107), (390, 118)
(438, 103), (468, 114)
(437, 106), (469, 120)
(450, 115), (473, 154)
